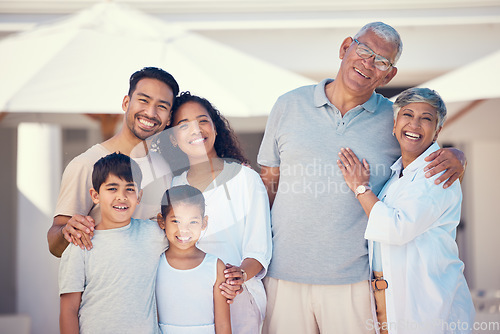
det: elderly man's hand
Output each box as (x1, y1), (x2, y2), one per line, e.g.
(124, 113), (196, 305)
(424, 148), (466, 188)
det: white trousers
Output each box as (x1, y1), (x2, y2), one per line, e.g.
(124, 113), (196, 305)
(230, 285), (262, 334)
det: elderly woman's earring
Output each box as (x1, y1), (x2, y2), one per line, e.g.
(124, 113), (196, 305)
(392, 132), (395, 137)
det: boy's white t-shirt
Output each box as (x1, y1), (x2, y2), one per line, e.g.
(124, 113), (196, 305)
(59, 219), (168, 334)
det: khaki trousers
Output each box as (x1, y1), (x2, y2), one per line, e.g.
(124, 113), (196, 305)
(262, 277), (375, 334)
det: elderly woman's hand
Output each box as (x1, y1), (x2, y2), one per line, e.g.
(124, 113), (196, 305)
(337, 147), (371, 193)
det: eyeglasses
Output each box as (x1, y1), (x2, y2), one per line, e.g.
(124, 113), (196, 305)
(352, 39), (393, 71)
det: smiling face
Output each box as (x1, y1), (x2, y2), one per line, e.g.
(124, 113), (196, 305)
(338, 29), (398, 98)
(161, 203), (207, 251)
(393, 102), (441, 167)
(90, 173), (141, 229)
(123, 78), (174, 141)
(170, 101), (218, 162)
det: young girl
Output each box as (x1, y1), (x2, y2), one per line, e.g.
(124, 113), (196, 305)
(156, 185), (231, 334)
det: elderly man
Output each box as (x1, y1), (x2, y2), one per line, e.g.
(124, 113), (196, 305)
(258, 22), (465, 333)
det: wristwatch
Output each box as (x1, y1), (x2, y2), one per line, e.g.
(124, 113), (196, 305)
(354, 185), (371, 198)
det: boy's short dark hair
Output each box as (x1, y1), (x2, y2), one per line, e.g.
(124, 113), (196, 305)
(128, 67), (180, 98)
(92, 152), (142, 192)
(160, 185), (205, 218)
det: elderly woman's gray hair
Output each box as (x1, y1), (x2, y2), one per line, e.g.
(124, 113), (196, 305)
(393, 87), (447, 130)
(354, 21), (403, 65)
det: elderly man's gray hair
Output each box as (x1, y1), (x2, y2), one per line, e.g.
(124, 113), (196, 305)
(354, 22), (403, 65)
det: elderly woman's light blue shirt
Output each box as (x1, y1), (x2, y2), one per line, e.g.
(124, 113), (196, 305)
(365, 142), (475, 333)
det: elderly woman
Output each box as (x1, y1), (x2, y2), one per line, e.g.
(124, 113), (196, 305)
(337, 88), (475, 334)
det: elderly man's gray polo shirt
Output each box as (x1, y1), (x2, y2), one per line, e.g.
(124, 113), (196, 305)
(258, 78), (400, 285)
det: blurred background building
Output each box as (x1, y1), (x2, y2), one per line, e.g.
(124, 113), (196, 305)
(1, 0), (500, 333)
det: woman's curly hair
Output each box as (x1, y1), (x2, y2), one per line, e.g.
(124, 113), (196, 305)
(166, 91), (249, 167)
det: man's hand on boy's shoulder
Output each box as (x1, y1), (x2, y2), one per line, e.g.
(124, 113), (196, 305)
(62, 214), (95, 251)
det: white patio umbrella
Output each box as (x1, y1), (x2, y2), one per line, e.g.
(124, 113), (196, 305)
(416, 50), (500, 142)
(0, 2), (314, 127)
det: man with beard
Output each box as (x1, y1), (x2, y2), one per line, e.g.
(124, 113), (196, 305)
(48, 67), (179, 257)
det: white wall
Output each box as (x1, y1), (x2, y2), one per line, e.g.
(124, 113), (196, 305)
(468, 140), (500, 291)
(17, 123), (61, 334)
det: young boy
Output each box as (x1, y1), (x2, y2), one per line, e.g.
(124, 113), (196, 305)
(58, 152), (167, 334)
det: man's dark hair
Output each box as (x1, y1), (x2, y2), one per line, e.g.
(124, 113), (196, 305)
(160, 185), (205, 218)
(92, 152), (142, 193)
(128, 67), (180, 98)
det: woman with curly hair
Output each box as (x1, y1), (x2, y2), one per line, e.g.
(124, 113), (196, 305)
(165, 91), (272, 333)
